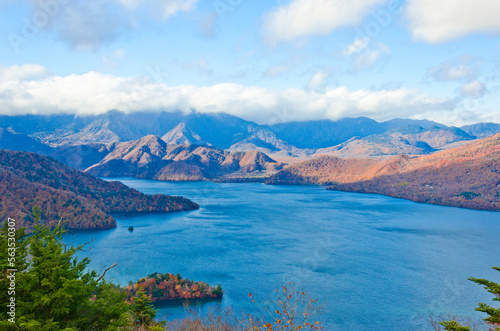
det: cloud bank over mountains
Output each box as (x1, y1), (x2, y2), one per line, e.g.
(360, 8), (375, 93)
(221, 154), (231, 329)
(0, 64), (472, 125)
(2, 1), (499, 126)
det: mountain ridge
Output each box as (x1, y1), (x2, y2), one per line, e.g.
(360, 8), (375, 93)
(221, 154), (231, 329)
(268, 134), (500, 211)
(85, 136), (284, 181)
(1, 111), (500, 177)
(2, 111), (498, 157)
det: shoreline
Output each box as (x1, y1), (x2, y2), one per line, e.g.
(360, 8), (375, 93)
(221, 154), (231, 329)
(105, 176), (500, 213)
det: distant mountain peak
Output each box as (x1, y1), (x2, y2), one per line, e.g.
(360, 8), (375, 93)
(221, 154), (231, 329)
(86, 135), (284, 181)
(387, 125), (426, 135)
(461, 122), (500, 139)
(161, 122), (210, 146)
(96, 135), (168, 168)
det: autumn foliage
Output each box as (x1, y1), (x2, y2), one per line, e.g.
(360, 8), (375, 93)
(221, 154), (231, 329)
(268, 133), (500, 211)
(125, 272), (223, 302)
(0, 150), (199, 231)
(240, 283), (326, 331)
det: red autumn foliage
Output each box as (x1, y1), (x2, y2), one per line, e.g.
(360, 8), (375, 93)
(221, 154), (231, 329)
(125, 272), (223, 303)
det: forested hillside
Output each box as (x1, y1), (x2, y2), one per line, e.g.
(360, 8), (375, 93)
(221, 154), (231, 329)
(0, 150), (199, 231)
(329, 134), (500, 211)
(268, 134), (500, 211)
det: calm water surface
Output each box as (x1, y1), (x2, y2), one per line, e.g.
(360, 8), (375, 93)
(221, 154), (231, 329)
(69, 179), (500, 330)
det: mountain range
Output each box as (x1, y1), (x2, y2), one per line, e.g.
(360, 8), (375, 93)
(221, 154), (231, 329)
(2, 111), (499, 159)
(1, 110), (499, 212)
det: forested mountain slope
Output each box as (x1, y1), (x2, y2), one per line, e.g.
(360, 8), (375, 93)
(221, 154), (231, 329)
(268, 134), (500, 211)
(0, 150), (199, 231)
(329, 133), (500, 211)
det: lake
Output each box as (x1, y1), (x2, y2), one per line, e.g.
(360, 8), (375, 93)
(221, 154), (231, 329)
(68, 179), (500, 330)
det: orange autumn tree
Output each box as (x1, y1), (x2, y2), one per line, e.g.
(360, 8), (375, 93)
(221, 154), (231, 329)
(242, 282), (327, 331)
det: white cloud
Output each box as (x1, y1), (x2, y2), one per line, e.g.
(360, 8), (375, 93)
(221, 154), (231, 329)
(0, 64), (49, 82)
(24, 0), (129, 51)
(161, 0), (197, 19)
(113, 49), (126, 58)
(353, 43), (390, 69)
(0, 65), (458, 124)
(307, 72), (328, 90)
(20, 0), (199, 51)
(438, 66), (474, 81)
(342, 39), (391, 70)
(405, 0), (500, 43)
(426, 56), (487, 100)
(114, 0), (198, 19)
(460, 80), (486, 98)
(263, 0), (389, 44)
(100, 49), (127, 71)
(427, 56), (479, 81)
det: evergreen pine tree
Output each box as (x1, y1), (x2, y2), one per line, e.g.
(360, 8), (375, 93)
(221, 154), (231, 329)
(440, 267), (500, 331)
(439, 320), (471, 331)
(0, 207), (131, 330)
(213, 284), (223, 296)
(130, 289), (158, 331)
(469, 267), (500, 328)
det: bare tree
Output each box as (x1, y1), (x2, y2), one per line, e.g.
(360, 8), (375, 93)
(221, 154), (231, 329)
(240, 282), (327, 331)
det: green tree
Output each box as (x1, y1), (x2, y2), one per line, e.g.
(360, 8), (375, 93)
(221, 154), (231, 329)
(213, 284), (223, 296)
(440, 267), (500, 331)
(72, 282), (131, 331)
(469, 267), (500, 329)
(439, 320), (471, 331)
(0, 207), (131, 330)
(130, 289), (158, 331)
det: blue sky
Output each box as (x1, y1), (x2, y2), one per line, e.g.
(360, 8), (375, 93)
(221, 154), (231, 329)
(0, 0), (499, 125)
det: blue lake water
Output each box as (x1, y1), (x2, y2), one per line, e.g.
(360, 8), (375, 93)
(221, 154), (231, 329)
(68, 179), (500, 330)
